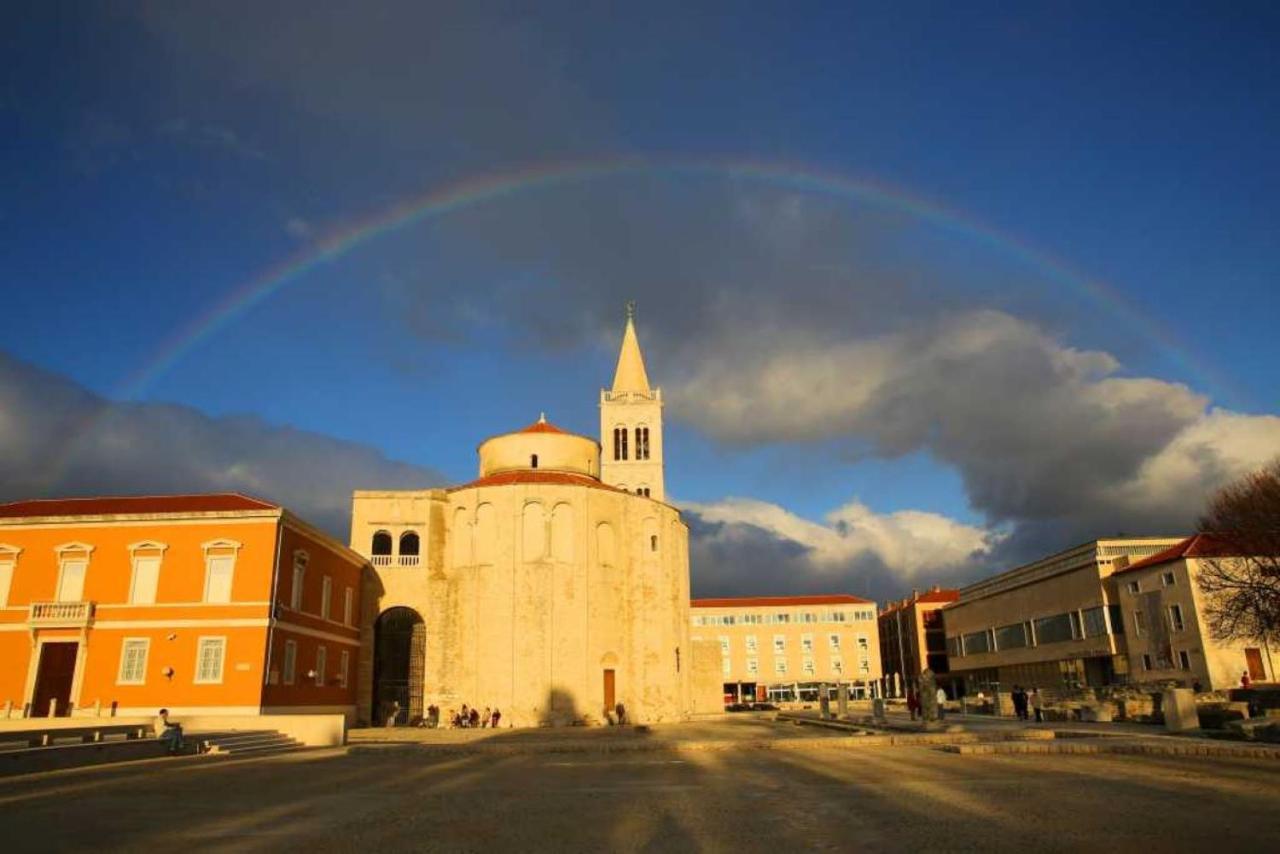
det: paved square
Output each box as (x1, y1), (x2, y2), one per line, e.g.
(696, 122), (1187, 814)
(2, 721), (1278, 852)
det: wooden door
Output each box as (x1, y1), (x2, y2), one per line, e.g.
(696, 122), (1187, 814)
(603, 668), (616, 713)
(1245, 648), (1266, 681)
(32, 642), (78, 717)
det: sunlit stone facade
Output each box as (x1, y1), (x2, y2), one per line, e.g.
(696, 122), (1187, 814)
(350, 314), (705, 727)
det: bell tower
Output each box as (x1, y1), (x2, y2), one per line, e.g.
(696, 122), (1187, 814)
(600, 302), (665, 501)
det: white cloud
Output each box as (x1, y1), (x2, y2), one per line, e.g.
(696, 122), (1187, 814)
(682, 495), (998, 581)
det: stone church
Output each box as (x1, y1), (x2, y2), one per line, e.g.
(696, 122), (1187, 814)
(351, 309), (716, 726)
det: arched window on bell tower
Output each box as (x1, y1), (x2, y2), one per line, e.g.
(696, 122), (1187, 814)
(613, 426), (628, 461)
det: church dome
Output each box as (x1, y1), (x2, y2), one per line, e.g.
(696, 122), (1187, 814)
(477, 414), (601, 479)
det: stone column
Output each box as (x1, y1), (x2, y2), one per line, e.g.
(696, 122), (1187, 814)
(837, 684), (849, 719)
(919, 669), (938, 723)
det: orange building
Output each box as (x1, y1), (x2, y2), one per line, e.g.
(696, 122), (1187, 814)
(877, 586), (960, 695)
(0, 494), (367, 724)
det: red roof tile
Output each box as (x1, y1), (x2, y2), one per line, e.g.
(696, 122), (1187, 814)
(1113, 533), (1242, 574)
(519, 419), (566, 434)
(0, 493), (279, 519)
(878, 588), (960, 615)
(691, 594), (872, 608)
(448, 471), (624, 493)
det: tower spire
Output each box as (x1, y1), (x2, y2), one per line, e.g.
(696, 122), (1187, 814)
(610, 302), (651, 394)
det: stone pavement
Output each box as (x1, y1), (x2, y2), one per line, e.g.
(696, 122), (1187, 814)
(2, 719), (1278, 852)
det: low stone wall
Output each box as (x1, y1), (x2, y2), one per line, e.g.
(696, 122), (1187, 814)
(0, 713), (346, 747)
(175, 714), (346, 747)
(0, 736), (170, 777)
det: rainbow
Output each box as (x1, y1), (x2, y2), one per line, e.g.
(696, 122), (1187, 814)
(44, 156), (1237, 491)
(115, 155), (1230, 402)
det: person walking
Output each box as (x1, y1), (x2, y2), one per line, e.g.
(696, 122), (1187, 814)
(1030, 688), (1043, 723)
(935, 686), (948, 721)
(481, 706), (491, 729)
(906, 689), (919, 721)
(1011, 686), (1025, 721)
(469, 707), (480, 728)
(491, 708), (502, 728)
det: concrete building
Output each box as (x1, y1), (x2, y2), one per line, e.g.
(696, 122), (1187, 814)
(942, 537), (1183, 696)
(0, 494), (366, 723)
(690, 594), (882, 703)
(350, 311), (711, 727)
(1112, 534), (1276, 690)
(878, 586), (959, 696)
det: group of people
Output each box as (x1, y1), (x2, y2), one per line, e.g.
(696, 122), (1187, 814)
(1011, 685), (1043, 722)
(905, 686), (949, 721)
(420, 703), (501, 729)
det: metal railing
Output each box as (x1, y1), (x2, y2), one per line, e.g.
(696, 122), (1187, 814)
(28, 601), (94, 626)
(398, 555), (421, 566)
(371, 555), (393, 566)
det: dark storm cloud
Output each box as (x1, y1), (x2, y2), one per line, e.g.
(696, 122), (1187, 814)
(0, 353), (442, 536)
(134, 1), (615, 169)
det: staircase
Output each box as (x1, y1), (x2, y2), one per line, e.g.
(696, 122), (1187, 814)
(198, 730), (306, 758)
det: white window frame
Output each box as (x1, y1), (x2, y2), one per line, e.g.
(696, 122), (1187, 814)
(194, 636), (227, 684)
(746, 657), (759, 676)
(127, 545), (166, 605)
(774, 657), (788, 675)
(828, 633), (841, 651)
(745, 635), (758, 654)
(0, 558), (14, 609)
(291, 551), (308, 611)
(283, 639), (298, 686)
(1178, 650), (1191, 670)
(54, 545), (92, 602)
(315, 645), (327, 687)
(722, 657), (732, 676)
(1161, 571), (1176, 588)
(321, 575), (332, 621)
(802, 656), (816, 676)
(116, 637), (150, 685)
(200, 540), (242, 604)
(831, 656), (844, 674)
(801, 633), (814, 654)
(339, 650), (350, 689)
(1133, 610), (1147, 636)
(718, 635), (730, 656)
(773, 634), (786, 654)
(343, 587), (354, 626)
(1126, 581), (1140, 594)
(1168, 604), (1185, 632)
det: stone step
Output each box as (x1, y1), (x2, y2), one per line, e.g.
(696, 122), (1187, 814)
(199, 730), (304, 756)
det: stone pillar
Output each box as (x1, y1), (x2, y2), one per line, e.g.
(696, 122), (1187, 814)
(872, 697), (886, 723)
(1163, 688), (1199, 733)
(919, 669), (938, 723)
(837, 684), (849, 719)
(819, 683), (830, 719)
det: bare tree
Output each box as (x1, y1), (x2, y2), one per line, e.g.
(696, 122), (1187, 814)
(1195, 458), (1280, 648)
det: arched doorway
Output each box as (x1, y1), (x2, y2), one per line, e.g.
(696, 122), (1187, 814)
(373, 607), (425, 725)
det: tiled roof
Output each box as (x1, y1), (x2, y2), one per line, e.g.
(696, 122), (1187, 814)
(518, 419), (567, 435)
(1113, 533), (1241, 574)
(691, 594), (872, 608)
(448, 471), (623, 493)
(0, 493), (278, 519)
(879, 588), (960, 615)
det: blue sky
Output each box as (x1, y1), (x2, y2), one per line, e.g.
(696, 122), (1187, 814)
(2, 2), (1278, 598)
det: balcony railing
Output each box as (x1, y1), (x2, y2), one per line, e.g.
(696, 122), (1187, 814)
(398, 555), (421, 566)
(371, 555), (393, 566)
(29, 601), (94, 626)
